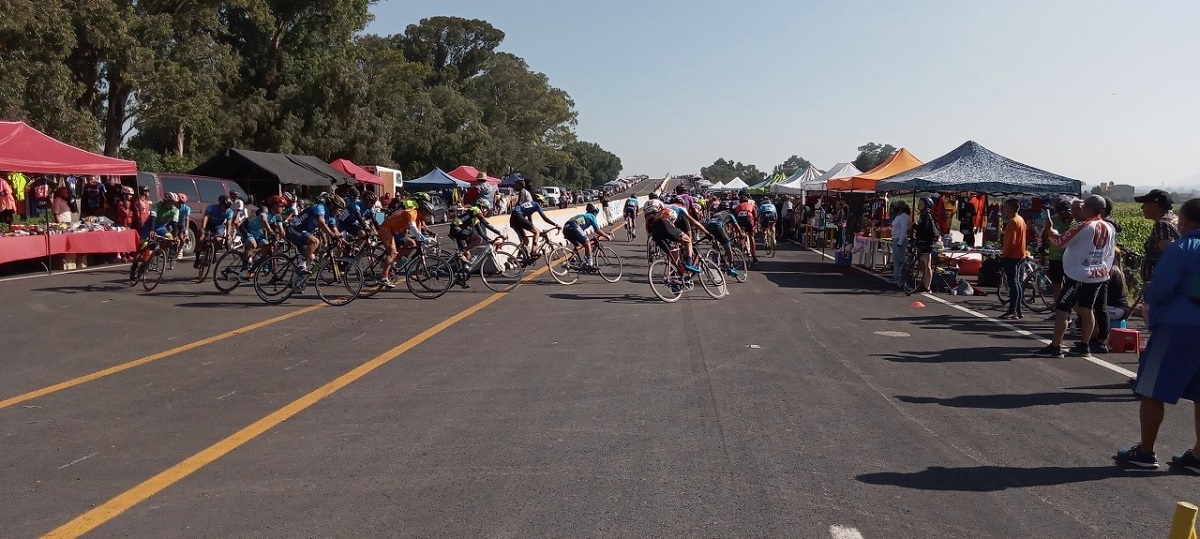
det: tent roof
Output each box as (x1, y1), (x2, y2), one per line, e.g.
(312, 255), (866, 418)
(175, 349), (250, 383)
(447, 165), (501, 186)
(812, 162), (861, 183)
(406, 168), (470, 189)
(772, 166), (825, 194)
(329, 158), (384, 186)
(722, 177), (749, 189)
(827, 150), (922, 192)
(500, 174), (525, 188)
(191, 149), (353, 187)
(749, 173), (789, 191)
(874, 140), (1082, 195)
(0, 121), (137, 175)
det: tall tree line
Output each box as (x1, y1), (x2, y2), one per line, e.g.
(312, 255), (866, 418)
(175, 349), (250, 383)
(0, 4), (620, 190)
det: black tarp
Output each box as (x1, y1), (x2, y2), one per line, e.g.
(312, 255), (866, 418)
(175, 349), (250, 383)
(191, 149), (353, 188)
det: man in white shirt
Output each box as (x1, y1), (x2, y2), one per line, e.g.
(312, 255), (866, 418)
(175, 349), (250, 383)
(889, 201), (912, 284)
(1041, 195), (1116, 357)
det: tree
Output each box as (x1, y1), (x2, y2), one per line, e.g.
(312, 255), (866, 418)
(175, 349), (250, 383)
(399, 17), (505, 87)
(701, 158), (765, 186)
(553, 141), (621, 190)
(853, 142), (897, 173)
(772, 155), (812, 177)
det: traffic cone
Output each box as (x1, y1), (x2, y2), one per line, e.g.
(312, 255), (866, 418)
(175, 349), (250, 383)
(911, 301), (926, 308)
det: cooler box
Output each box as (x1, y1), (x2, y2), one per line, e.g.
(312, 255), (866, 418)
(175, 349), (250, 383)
(834, 251), (852, 267)
(957, 257), (982, 276)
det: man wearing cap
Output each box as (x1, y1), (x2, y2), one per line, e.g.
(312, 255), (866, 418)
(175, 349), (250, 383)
(1041, 195), (1116, 357)
(470, 172), (496, 210)
(1136, 189), (1180, 284)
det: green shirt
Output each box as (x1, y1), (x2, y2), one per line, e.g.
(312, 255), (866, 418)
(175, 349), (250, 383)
(1046, 217), (1071, 261)
(152, 201), (179, 228)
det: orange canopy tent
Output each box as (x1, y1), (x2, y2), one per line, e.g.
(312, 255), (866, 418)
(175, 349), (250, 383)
(826, 148), (923, 192)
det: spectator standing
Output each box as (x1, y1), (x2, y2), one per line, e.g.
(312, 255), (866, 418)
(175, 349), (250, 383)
(1041, 195), (1116, 357)
(53, 186), (73, 223)
(958, 195), (977, 247)
(1044, 200), (1075, 314)
(998, 198), (1028, 319)
(515, 179), (533, 206)
(1113, 197), (1200, 473)
(1135, 189), (1180, 284)
(889, 201), (911, 286)
(912, 197), (938, 293)
(80, 176), (106, 218)
(0, 176), (15, 225)
(1090, 197), (1123, 352)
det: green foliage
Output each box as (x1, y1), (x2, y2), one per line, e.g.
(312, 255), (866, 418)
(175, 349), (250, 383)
(701, 158), (765, 185)
(853, 142), (897, 172)
(772, 155), (812, 177)
(1110, 202), (1151, 255)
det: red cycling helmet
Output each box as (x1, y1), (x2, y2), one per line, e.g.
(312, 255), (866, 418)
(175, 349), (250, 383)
(176, 193), (188, 203)
(266, 195), (287, 206)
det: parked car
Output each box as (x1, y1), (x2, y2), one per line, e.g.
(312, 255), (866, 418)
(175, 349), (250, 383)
(136, 172), (248, 256)
(426, 194), (450, 224)
(539, 187), (562, 207)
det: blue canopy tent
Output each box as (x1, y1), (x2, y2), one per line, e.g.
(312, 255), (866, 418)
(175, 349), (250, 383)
(874, 141), (1082, 195)
(500, 174), (524, 188)
(405, 168), (470, 190)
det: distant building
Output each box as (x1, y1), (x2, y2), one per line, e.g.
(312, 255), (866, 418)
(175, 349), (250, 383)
(1091, 182), (1136, 202)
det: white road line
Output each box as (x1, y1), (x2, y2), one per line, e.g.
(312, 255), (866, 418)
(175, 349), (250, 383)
(58, 452), (99, 470)
(830, 524), (865, 539)
(789, 239), (1138, 378)
(216, 391), (237, 401)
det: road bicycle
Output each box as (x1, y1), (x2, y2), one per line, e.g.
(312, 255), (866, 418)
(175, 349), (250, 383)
(647, 240), (726, 303)
(623, 211), (637, 241)
(699, 236), (748, 284)
(513, 228), (561, 271)
(996, 255), (1053, 313)
(357, 235), (456, 300)
(445, 237), (525, 292)
(128, 234), (175, 292)
(251, 239), (363, 306)
(897, 244), (922, 295)
(212, 238), (291, 294)
(193, 235), (229, 283)
(548, 237), (623, 285)
(762, 222), (777, 258)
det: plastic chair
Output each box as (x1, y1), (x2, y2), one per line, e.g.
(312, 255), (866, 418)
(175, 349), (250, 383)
(1109, 328), (1141, 353)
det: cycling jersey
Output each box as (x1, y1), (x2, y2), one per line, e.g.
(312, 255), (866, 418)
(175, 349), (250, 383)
(566, 212), (601, 234)
(758, 202), (777, 220)
(624, 197), (639, 210)
(511, 201), (549, 219)
(202, 203), (234, 233)
(734, 202), (757, 229)
(336, 199), (372, 233)
(289, 203), (328, 233)
(380, 208), (421, 238)
(175, 204), (191, 228)
(151, 201), (179, 229)
(706, 210), (737, 228)
(242, 207), (277, 240)
(642, 199), (664, 215)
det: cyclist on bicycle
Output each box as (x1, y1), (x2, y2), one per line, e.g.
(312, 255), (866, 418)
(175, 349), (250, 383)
(195, 195), (232, 266)
(227, 191), (247, 231)
(143, 192), (180, 240)
(642, 192), (665, 237)
(623, 195), (640, 238)
(173, 193), (191, 261)
(285, 192), (345, 274)
(563, 204), (614, 270)
(703, 206), (743, 277)
(667, 195), (709, 261)
(733, 192), (760, 263)
(450, 203), (503, 264)
(758, 198), (777, 239)
(510, 193), (560, 258)
(239, 195), (287, 273)
(674, 185), (700, 222)
(377, 198), (435, 288)
(337, 188), (376, 246)
(648, 205), (700, 273)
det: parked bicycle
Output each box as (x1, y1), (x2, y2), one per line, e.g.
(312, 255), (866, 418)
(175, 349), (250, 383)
(996, 254), (1053, 313)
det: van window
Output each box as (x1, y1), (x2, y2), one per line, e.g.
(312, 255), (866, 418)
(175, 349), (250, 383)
(196, 179), (230, 203)
(226, 183), (248, 202)
(162, 177), (199, 202)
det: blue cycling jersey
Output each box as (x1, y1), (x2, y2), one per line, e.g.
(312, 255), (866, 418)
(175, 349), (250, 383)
(202, 204), (233, 230)
(512, 201), (547, 219)
(176, 204), (191, 225)
(759, 203), (777, 218)
(290, 204), (327, 233)
(336, 199), (370, 228)
(567, 212), (600, 233)
(243, 207), (278, 236)
(624, 197), (639, 209)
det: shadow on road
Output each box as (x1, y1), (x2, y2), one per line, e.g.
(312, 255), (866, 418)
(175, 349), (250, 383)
(876, 345), (1033, 364)
(864, 314), (1040, 341)
(32, 281), (129, 293)
(548, 292), (662, 305)
(857, 465), (1144, 491)
(895, 391), (1136, 409)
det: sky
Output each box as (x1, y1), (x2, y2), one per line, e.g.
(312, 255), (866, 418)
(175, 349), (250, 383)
(367, 0), (1200, 188)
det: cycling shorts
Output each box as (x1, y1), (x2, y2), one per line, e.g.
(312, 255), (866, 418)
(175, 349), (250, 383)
(624, 207), (636, 218)
(650, 217), (683, 249)
(675, 216), (691, 235)
(241, 230), (267, 246)
(285, 228), (312, 248)
(760, 216), (776, 229)
(204, 224), (226, 237)
(735, 216), (754, 231)
(509, 212), (535, 235)
(704, 223), (731, 248)
(563, 223), (588, 246)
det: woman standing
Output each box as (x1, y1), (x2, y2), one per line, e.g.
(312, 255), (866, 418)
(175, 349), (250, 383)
(889, 201), (911, 286)
(1114, 197), (1200, 473)
(53, 186), (74, 224)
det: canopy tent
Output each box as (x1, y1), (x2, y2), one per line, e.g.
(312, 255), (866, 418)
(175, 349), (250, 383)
(772, 166), (825, 194)
(826, 149), (922, 192)
(447, 165), (501, 186)
(500, 174), (524, 188)
(329, 158), (384, 187)
(405, 168), (470, 190)
(192, 149), (353, 188)
(748, 173), (789, 193)
(712, 177), (749, 191)
(805, 162), (861, 192)
(0, 121), (137, 175)
(874, 140), (1082, 195)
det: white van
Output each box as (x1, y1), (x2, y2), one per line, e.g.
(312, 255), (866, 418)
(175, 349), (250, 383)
(539, 186), (562, 206)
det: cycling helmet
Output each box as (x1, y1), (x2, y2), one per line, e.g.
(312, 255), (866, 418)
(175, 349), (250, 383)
(344, 186), (360, 199)
(403, 199), (418, 210)
(648, 192), (659, 199)
(266, 195), (287, 206)
(328, 194), (347, 210)
(534, 193), (547, 205)
(411, 192), (431, 202)
(921, 197), (934, 209)
(361, 191), (378, 203)
(416, 201), (434, 214)
(282, 192), (296, 203)
(176, 193), (188, 203)
(164, 192), (179, 203)
(674, 185), (686, 194)
(586, 203), (599, 215)
(228, 191), (241, 200)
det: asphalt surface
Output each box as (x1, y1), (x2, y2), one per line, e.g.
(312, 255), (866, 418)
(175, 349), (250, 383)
(2, 176), (1197, 538)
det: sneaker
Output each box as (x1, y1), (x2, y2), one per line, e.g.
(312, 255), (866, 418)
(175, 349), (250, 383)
(1069, 342), (1091, 357)
(1114, 444), (1159, 470)
(380, 278), (396, 289)
(683, 264), (701, 274)
(1038, 344), (1064, 358)
(1170, 449), (1200, 475)
(1089, 341), (1109, 354)
(728, 268), (740, 277)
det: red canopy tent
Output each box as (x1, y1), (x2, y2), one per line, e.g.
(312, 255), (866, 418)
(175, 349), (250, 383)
(447, 165), (500, 186)
(0, 121), (137, 175)
(329, 158), (384, 187)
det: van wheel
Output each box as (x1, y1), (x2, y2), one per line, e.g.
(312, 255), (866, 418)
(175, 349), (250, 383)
(181, 226), (197, 257)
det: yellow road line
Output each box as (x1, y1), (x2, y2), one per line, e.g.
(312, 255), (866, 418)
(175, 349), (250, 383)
(41, 265), (551, 539)
(1, 304), (326, 410)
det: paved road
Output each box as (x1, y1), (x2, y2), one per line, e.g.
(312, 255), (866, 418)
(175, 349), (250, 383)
(2, 175), (1196, 538)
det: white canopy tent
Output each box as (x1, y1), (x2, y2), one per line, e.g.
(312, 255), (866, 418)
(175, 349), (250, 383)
(806, 162), (861, 192)
(772, 167), (823, 194)
(712, 177), (749, 191)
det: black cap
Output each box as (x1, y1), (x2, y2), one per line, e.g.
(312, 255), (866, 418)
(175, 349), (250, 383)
(1054, 201), (1072, 214)
(1134, 189), (1173, 209)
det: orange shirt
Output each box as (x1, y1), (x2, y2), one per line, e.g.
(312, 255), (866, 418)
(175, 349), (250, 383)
(1002, 214), (1027, 259)
(380, 209), (418, 235)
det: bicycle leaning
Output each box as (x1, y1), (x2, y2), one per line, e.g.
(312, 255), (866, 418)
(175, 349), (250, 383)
(128, 234), (176, 292)
(996, 254), (1054, 313)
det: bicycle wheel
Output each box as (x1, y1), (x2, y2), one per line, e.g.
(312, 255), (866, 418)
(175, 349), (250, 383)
(406, 256), (454, 299)
(357, 251), (388, 298)
(142, 250), (166, 292)
(548, 246), (579, 285)
(901, 260), (919, 295)
(1023, 269), (1054, 313)
(596, 246), (623, 283)
(626, 219), (636, 241)
(730, 248), (749, 283)
(127, 254), (144, 287)
(766, 231), (777, 258)
(996, 272), (1010, 305)
(696, 257), (727, 299)
(253, 254), (296, 304)
(648, 259), (683, 303)
(480, 249), (522, 292)
(315, 257), (363, 306)
(213, 250), (248, 294)
(196, 242), (215, 283)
